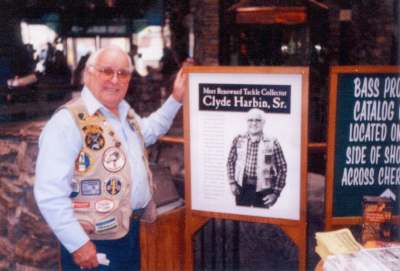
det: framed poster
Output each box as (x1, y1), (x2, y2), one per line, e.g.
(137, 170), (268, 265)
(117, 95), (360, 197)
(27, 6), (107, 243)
(184, 66), (309, 223)
(326, 66), (400, 228)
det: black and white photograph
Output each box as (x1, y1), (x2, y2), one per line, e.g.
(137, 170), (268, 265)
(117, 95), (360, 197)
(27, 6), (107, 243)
(226, 108), (287, 210)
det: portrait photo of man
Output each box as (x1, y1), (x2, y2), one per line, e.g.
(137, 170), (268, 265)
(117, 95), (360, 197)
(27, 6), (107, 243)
(227, 108), (288, 209)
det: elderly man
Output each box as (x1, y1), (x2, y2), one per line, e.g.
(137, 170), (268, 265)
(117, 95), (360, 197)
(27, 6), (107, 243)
(227, 108), (287, 209)
(34, 46), (189, 270)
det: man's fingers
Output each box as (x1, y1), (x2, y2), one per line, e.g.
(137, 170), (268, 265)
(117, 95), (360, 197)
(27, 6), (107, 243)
(73, 241), (98, 269)
(181, 57), (195, 67)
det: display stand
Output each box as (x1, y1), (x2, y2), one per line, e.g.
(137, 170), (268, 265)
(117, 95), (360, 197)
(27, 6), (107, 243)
(140, 207), (185, 271)
(183, 66), (309, 270)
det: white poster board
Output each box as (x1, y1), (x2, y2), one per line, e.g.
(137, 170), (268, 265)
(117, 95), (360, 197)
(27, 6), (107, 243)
(187, 67), (306, 221)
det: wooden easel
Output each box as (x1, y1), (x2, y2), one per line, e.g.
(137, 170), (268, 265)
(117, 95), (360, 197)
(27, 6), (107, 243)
(183, 66), (310, 270)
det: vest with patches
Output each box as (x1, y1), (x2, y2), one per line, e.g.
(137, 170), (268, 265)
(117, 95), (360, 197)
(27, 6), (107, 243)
(234, 134), (276, 192)
(66, 98), (139, 240)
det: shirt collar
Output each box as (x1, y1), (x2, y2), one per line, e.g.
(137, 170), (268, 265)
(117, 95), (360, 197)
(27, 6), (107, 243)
(247, 133), (262, 143)
(81, 86), (130, 120)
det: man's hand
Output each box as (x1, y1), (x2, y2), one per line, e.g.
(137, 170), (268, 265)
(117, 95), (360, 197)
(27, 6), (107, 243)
(262, 193), (278, 208)
(72, 240), (99, 270)
(229, 181), (240, 196)
(171, 58), (195, 102)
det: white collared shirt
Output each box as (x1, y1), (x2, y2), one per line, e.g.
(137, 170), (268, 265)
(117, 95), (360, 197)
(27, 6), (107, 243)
(34, 87), (181, 252)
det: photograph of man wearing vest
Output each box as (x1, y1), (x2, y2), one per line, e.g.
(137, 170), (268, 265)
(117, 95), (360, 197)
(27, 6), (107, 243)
(227, 108), (288, 209)
(34, 46), (192, 271)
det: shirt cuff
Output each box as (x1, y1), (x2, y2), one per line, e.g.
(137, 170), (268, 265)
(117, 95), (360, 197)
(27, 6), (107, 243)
(55, 222), (90, 253)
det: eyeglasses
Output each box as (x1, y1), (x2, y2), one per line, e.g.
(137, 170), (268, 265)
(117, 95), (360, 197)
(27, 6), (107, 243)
(247, 118), (262, 122)
(91, 66), (131, 82)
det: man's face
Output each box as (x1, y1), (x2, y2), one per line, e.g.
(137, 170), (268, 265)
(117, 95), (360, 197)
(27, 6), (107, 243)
(247, 112), (265, 136)
(86, 49), (131, 112)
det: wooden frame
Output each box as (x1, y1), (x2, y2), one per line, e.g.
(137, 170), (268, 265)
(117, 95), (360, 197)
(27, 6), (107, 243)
(325, 65), (400, 230)
(183, 66), (309, 270)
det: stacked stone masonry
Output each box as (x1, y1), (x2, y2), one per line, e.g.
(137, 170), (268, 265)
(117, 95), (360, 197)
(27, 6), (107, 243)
(0, 121), (58, 271)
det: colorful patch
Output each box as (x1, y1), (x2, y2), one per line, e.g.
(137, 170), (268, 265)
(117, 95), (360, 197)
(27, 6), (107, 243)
(78, 112), (103, 123)
(81, 179), (102, 196)
(69, 179), (80, 198)
(105, 177), (122, 196)
(95, 199), (115, 213)
(83, 125), (105, 151)
(75, 151), (93, 173)
(95, 217), (118, 233)
(102, 147), (126, 172)
(73, 201), (90, 209)
(78, 112), (86, 120)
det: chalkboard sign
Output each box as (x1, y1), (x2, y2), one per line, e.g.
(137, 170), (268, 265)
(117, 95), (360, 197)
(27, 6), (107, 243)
(326, 66), (400, 228)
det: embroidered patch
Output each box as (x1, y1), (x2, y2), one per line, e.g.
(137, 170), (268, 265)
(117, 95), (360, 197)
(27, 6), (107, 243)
(78, 112), (100, 123)
(102, 147), (126, 172)
(83, 125), (105, 151)
(78, 112), (86, 120)
(81, 179), (102, 196)
(95, 199), (115, 213)
(95, 217), (118, 233)
(69, 179), (80, 198)
(75, 151), (93, 173)
(105, 176), (122, 196)
(72, 201), (90, 209)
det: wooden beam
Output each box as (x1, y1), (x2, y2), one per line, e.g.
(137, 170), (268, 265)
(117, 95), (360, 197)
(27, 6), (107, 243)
(235, 7), (307, 25)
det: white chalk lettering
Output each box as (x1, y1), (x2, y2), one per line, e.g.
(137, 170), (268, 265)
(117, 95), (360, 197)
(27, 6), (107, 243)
(349, 122), (387, 142)
(378, 166), (400, 185)
(383, 145), (400, 164)
(383, 77), (400, 98)
(390, 123), (400, 142)
(369, 146), (382, 164)
(341, 167), (375, 186)
(353, 77), (380, 98)
(345, 146), (367, 165)
(353, 100), (395, 122)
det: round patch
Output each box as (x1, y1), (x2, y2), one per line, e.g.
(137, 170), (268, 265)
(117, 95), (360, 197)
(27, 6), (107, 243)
(75, 151), (93, 173)
(105, 176), (122, 196)
(95, 199), (115, 213)
(83, 125), (105, 151)
(103, 147), (126, 172)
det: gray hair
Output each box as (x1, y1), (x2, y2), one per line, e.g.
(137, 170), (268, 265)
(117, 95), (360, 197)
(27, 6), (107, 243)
(247, 108), (266, 121)
(85, 46), (134, 72)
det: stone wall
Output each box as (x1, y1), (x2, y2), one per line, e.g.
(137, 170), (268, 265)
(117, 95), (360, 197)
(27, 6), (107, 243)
(0, 121), (58, 271)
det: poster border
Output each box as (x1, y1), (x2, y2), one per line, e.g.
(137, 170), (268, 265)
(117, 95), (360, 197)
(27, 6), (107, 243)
(183, 66), (309, 225)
